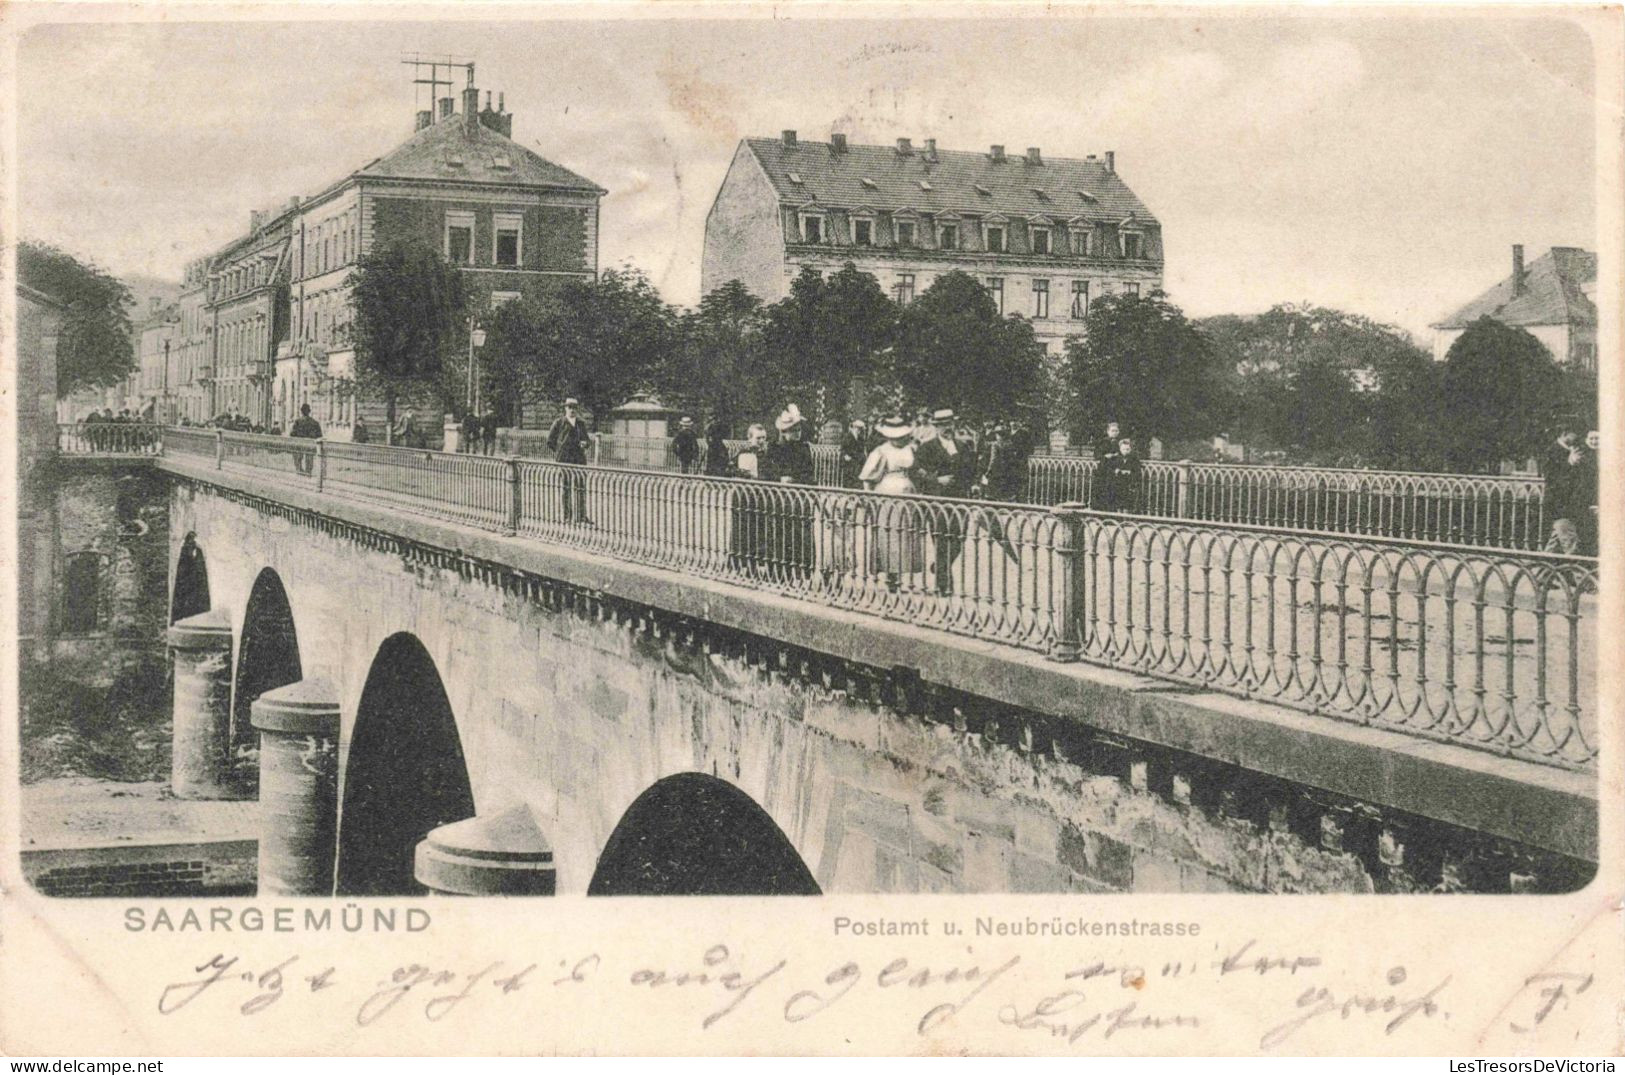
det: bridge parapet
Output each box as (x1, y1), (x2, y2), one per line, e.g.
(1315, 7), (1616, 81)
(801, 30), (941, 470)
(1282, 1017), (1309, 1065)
(162, 458), (1596, 892)
(161, 428), (1598, 773)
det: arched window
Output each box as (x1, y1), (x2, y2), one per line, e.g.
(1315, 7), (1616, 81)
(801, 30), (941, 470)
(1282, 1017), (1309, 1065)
(62, 552), (101, 634)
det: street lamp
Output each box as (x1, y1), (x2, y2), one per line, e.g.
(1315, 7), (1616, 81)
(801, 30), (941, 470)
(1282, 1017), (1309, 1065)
(466, 317), (487, 413)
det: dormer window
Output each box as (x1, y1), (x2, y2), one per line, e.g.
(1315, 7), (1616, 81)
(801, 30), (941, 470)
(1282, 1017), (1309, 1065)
(974, 184), (991, 196)
(853, 218), (873, 246)
(492, 154), (512, 170)
(788, 171), (804, 185)
(1121, 231), (1145, 259)
(985, 224), (1006, 253)
(860, 177), (878, 189)
(799, 212), (825, 244)
(1032, 188), (1049, 201)
(938, 222), (958, 250)
(1031, 226), (1052, 255)
(445, 154), (465, 169)
(1076, 190), (1098, 203)
(896, 221), (916, 247)
(918, 179), (933, 191)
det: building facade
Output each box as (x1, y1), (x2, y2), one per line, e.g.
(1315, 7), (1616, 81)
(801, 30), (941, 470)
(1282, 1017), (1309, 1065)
(169, 79), (604, 438)
(1431, 245), (1598, 370)
(134, 298), (179, 423)
(702, 132), (1165, 354)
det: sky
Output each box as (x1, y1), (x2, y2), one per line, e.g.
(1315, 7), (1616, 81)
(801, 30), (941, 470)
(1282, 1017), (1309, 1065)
(15, 11), (1601, 340)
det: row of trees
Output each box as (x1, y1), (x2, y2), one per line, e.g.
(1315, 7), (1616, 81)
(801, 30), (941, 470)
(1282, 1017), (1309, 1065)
(1064, 297), (1596, 472)
(351, 243), (1051, 433)
(25, 236), (1594, 475)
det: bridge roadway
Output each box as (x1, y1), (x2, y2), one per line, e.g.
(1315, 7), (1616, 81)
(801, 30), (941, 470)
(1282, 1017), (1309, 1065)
(153, 439), (1595, 895)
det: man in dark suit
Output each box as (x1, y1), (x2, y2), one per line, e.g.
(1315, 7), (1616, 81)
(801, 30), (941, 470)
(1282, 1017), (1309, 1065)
(547, 397), (593, 522)
(914, 408), (978, 595)
(1097, 435), (1144, 514)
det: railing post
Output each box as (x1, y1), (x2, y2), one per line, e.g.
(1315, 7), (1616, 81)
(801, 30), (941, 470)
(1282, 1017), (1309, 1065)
(315, 439), (326, 492)
(591, 432), (601, 467)
(1047, 505), (1084, 662)
(505, 456), (521, 536)
(214, 428), (225, 470)
(1176, 459), (1193, 518)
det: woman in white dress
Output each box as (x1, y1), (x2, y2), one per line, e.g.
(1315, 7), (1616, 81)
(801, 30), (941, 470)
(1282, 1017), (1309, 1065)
(859, 415), (926, 590)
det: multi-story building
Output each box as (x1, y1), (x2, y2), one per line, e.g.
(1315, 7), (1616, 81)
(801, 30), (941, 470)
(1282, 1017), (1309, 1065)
(169, 77), (604, 437)
(174, 259), (212, 423)
(702, 132), (1165, 354)
(134, 298), (179, 422)
(1431, 245), (1598, 370)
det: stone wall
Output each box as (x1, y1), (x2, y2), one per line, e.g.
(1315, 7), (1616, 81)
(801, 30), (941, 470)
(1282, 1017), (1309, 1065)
(167, 476), (1591, 897)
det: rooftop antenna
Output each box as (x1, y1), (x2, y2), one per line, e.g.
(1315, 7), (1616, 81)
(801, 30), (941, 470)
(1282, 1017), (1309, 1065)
(401, 53), (476, 112)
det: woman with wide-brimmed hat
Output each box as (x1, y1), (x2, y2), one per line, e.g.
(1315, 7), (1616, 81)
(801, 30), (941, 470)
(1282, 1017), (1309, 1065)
(859, 415), (926, 591)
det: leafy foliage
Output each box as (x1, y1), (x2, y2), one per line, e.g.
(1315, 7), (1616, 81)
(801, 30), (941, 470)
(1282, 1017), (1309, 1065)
(890, 270), (1045, 425)
(1440, 317), (1565, 472)
(479, 267), (677, 425)
(659, 280), (773, 427)
(350, 240), (468, 426)
(18, 241), (135, 397)
(1065, 290), (1223, 446)
(761, 264), (896, 424)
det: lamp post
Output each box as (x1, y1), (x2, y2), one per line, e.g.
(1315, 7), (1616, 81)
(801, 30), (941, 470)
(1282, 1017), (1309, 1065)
(466, 316), (487, 413)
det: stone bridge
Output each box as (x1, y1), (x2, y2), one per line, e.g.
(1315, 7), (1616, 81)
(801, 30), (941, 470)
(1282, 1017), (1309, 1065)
(154, 451), (1596, 898)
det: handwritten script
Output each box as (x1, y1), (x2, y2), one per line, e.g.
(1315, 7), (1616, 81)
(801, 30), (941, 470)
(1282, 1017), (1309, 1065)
(149, 936), (1600, 1050)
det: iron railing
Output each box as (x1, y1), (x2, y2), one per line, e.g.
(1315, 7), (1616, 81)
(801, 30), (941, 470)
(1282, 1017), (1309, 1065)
(56, 421), (163, 455)
(1024, 456), (1548, 551)
(160, 429), (1598, 770)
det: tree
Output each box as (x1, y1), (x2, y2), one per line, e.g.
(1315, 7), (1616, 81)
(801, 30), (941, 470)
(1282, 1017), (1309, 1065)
(478, 267), (677, 425)
(350, 240), (468, 435)
(1439, 317), (1565, 472)
(660, 280), (772, 427)
(761, 264), (896, 423)
(1201, 304), (1438, 467)
(1066, 290), (1222, 447)
(889, 270), (1045, 425)
(17, 241), (135, 397)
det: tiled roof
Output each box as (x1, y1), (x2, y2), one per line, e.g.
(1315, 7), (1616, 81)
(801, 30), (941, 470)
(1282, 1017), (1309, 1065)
(357, 116), (605, 194)
(1433, 247), (1597, 330)
(743, 137), (1159, 224)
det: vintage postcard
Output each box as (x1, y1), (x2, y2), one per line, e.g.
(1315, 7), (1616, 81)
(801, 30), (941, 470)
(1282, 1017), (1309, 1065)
(2, 1), (1620, 1057)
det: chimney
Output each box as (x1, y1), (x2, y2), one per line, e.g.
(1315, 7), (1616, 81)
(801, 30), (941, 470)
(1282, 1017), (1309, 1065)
(438, 96), (454, 121)
(924, 138), (937, 161)
(830, 132), (847, 153)
(990, 144), (1006, 162)
(781, 129), (797, 147)
(1026, 146), (1042, 165)
(463, 86), (480, 130)
(415, 109), (433, 131)
(896, 137), (913, 154)
(249, 209), (267, 232)
(1105, 150), (1115, 173)
(1512, 244), (1526, 295)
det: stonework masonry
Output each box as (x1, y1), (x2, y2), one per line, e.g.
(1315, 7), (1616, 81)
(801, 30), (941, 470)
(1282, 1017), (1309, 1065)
(165, 464), (1595, 895)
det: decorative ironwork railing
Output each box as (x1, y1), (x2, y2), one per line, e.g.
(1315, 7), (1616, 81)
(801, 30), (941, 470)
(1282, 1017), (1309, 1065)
(1026, 456), (1548, 550)
(55, 421), (164, 455)
(160, 429), (1598, 771)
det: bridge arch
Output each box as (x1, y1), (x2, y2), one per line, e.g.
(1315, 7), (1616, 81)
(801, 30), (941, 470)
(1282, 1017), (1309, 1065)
(336, 632), (475, 896)
(587, 773), (820, 896)
(231, 568), (302, 779)
(169, 531), (211, 624)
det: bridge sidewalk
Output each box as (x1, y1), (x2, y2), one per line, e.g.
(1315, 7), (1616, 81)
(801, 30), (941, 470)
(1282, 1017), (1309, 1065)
(21, 777), (256, 852)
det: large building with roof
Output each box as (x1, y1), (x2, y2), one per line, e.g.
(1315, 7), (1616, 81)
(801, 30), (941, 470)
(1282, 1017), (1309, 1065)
(174, 78), (604, 436)
(702, 131), (1165, 354)
(1431, 245), (1597, 370)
